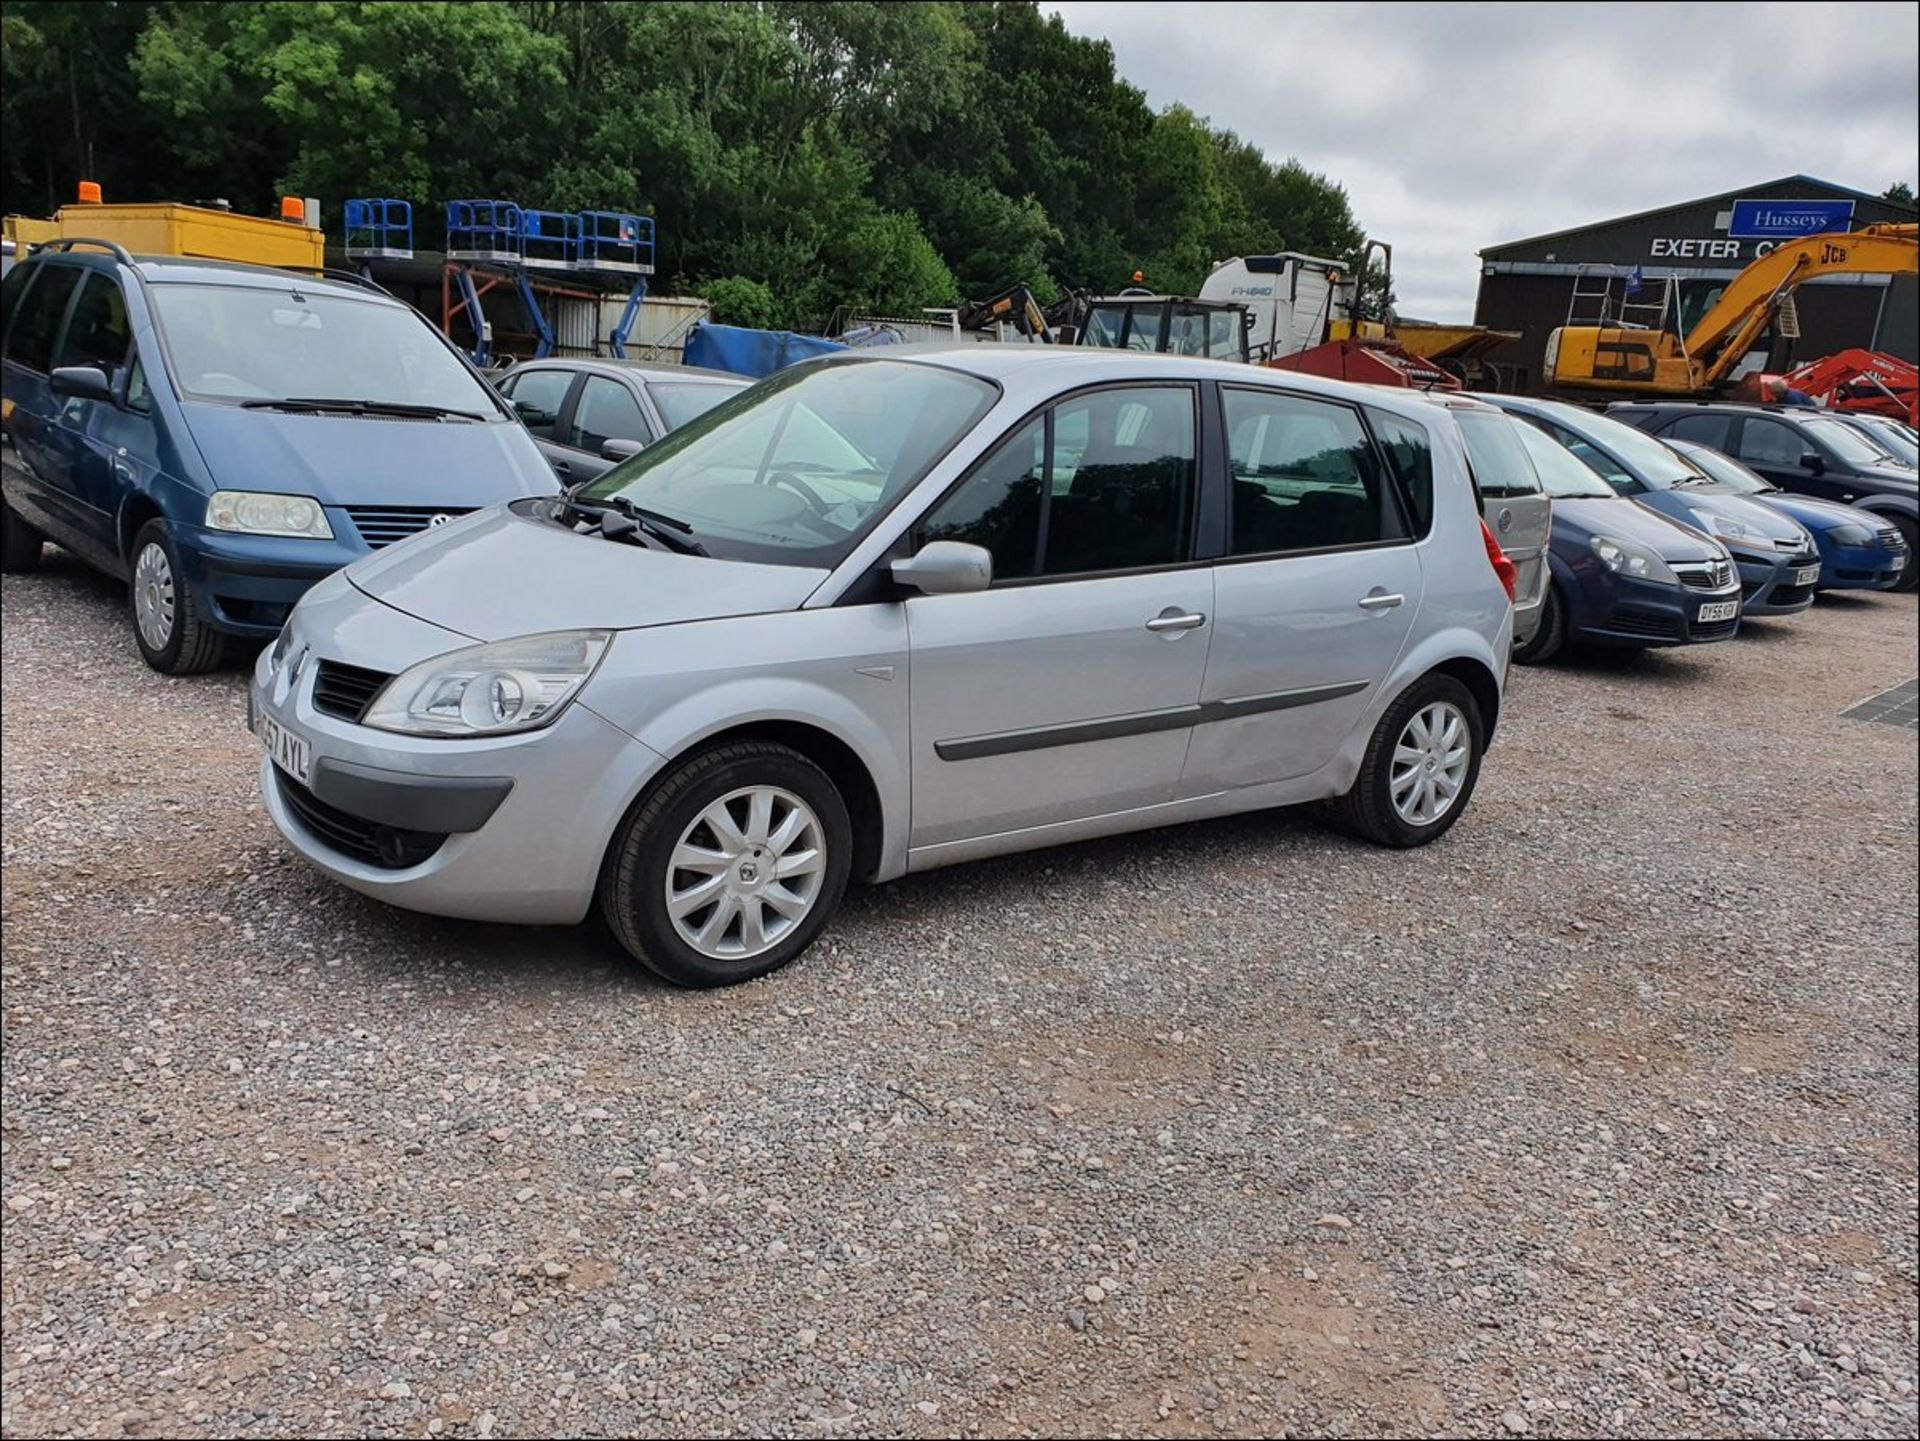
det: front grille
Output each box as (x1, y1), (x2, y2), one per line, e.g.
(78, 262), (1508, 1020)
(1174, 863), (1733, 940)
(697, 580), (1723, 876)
(1608, 609), (1682, 640)
(312, 660), (392, 722)
(278, 772), (446, 871)
(1674, 559), (1735, 590)
(1767, 582), (1816, 608)
(344, 506), (476, 549)
(1876, 526), (1906, 553)
(1689, 617), (1739, 642)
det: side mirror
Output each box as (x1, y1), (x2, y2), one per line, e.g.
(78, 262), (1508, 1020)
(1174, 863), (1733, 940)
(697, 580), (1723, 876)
(601, 438), (645, 461)
(49, 365), (114, 405)
(1799, 450), (1826, 474)
(890, 540), (992, 595)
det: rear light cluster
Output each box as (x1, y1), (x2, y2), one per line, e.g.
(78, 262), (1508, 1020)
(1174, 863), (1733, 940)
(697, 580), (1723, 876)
(1480, 519), (1518, 603)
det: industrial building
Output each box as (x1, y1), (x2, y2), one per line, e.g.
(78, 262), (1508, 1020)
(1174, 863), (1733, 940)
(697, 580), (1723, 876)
(1473, 176), (1918, 396)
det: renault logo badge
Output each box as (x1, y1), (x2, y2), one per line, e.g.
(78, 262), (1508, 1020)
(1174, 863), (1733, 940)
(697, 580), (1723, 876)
(428, 513), (453, 528)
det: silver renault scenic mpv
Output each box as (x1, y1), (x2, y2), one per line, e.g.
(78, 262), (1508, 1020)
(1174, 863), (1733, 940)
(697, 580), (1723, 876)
(251, 348), (1515, 986)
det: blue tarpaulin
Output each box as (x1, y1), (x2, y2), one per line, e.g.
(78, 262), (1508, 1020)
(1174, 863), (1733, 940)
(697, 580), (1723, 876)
(682, 321), (847, 379)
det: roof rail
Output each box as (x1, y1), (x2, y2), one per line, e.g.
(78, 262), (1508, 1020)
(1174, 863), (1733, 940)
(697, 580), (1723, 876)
(275, 263), (396, 297)
(37, 236), (136, 264)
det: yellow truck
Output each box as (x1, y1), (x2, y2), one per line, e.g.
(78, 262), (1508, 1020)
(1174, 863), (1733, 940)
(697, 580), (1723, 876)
(3, 186), (323, 269)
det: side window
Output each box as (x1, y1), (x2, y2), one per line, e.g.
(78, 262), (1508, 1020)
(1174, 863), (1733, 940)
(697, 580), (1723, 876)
(1225, 389), (1405, 555)
(55, 273), (131, 373)
(567, 375), (654, 454)
(1664, 412), (1731, 449)
(1737, 417), (1804, 467)
(1042, 387), (1195, 573)
(916, 386), (1198, 581)
(1369, 410), (1435, 537)
(125, 355), (153, 414)
(5, 263), (81, 374)
(917, 415), (1042, 581)
(498, 368), (571, 440)
(1, 260), (35, 341)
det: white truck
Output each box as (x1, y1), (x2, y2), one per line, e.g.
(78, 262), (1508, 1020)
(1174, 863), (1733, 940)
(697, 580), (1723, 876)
(1197, 251), (1345, 362)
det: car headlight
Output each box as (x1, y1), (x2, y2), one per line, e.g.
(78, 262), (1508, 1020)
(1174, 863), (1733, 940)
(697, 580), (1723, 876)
(207, 490), (333, 539)
(1590, 533), (1678, 585)
(1826, 523), (1871, 546)
(1688, 509), (1769, 547)
(362, 630), (612, 737)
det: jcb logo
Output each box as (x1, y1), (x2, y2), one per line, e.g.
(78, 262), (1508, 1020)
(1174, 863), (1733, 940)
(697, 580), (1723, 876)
(1819, 242), (1849, 264)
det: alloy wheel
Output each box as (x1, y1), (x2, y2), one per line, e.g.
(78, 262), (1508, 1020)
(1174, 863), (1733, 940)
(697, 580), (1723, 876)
(663, 785), (826, 961)
(1389, 700), (1471, 826)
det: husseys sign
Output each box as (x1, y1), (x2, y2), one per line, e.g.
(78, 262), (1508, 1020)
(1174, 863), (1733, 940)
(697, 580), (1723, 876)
(1646, 197), (1859, 263)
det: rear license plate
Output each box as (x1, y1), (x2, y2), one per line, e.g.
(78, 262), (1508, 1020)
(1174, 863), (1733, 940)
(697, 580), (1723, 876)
(1791, 564), (1821, 587)
(254, 710), (311, 785)
(1696, 600), (1738, 624)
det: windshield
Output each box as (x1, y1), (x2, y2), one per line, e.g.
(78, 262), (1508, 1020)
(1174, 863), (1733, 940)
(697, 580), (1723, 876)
(1803, 415), (1904, 466)
(1534, 401), (1701, 489)
(650, 380), (741, 431)
(580, 359), (997, 565)
(1512, 420), (1615, 498)
(149, 282), (502, 414)
(1670, 442), (1771, 493)
(1454, 412), (1540, 498)
(1852, 417), (1919, 465)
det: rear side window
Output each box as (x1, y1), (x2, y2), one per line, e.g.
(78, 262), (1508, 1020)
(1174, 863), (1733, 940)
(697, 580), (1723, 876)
(5, 263), (81, 373)
(1737, 417), (1804, 467)
(1225, 389), (1406, 555)
(1454, 412), (1541, 498)
(1663, 412), (1732, 448)
(0, 260), (34, 340)
(56, 273), (131, 373)
(1368, 410), (1435, 537)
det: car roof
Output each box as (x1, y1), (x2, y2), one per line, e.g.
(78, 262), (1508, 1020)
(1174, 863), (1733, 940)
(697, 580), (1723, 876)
(1607, 399), (1824, 419)
(31, 248), (404, 304)
(1397, 390), (1503, 413)
(853, 343), (1452, 424)
(504, 357), (744, 384)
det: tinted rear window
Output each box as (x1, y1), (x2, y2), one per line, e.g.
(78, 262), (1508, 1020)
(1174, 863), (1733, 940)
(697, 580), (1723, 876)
(5, 263), (81, 373)
(1367, 409), (1436, 537)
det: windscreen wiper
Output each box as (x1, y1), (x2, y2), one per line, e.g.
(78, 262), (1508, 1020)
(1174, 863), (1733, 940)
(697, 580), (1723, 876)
(559, 490), (707, 556)
(242, 396), (487, 422)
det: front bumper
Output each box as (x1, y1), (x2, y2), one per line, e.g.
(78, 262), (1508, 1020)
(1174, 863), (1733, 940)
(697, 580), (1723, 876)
(250, 621), (665, 925)
(1568, 566), (1742, 649)
(1730, 547), (1819, 616)
(1814, 535), (1908, 591)
(174, 522), (368, 637)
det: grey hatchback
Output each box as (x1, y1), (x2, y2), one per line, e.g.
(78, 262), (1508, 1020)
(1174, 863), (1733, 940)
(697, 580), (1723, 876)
(495, 358), (745, 486)
(251, 349), (1514, 986)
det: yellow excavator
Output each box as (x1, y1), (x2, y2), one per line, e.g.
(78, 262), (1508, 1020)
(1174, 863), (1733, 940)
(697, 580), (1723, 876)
(1545, 223), (1918, 395)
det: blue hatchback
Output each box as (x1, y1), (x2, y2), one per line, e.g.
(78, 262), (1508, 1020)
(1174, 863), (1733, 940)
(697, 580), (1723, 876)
(1664, 439), (1908, 592)
(1, 241), (556, 672)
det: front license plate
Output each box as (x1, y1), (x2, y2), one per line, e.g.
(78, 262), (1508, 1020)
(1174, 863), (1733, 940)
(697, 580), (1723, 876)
(1791, 564), (1821, 587)
(1696, 600), (1739, 624)
(254, 710), (312, 785)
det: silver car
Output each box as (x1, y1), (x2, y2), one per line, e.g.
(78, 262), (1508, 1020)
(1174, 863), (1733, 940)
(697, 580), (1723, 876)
(1401, 392), (1553, 646)
(251, 349), (1513, 986)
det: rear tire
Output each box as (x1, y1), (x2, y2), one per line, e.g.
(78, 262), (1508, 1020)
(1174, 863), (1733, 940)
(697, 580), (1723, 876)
(1, 495), (44, 572)
(128, 519), (228, 675)
(1890, 516), (1918, 593)
(600, 741), (853, 988)
(1328, 673), (1486, 849)
(1512, 581), (1567, 665)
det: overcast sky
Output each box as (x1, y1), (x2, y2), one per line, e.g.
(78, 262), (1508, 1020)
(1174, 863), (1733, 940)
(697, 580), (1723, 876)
(1048, 1), (1920, 320)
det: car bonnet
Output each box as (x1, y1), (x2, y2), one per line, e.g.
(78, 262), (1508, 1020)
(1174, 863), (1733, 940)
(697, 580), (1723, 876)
(342, 502), (829, 641)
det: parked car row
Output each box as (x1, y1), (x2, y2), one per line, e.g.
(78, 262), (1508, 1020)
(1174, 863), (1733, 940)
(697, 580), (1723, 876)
(3, 245), (1911, 989)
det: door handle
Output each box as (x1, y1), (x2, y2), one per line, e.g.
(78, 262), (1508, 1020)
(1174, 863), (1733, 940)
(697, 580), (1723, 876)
(1145, 611), (1207, 633)
(551, 458), (572, 476)
(1358, 592), (1405, 610)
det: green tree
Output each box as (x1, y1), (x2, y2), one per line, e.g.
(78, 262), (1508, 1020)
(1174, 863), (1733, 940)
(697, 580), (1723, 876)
(1885, 181), (1916, 207)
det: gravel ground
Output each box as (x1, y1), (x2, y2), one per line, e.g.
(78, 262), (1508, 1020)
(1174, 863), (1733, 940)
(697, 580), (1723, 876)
(3, 551), (1916, 1441)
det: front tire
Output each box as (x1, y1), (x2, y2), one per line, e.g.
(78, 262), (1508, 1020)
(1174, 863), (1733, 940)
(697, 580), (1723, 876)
(128, 519), (228, 674)
(1512, 581), (1567, 665)
(600, 741), (853, 988)
(1329, 673), (1485, 848)
(1, 494), (45, 572)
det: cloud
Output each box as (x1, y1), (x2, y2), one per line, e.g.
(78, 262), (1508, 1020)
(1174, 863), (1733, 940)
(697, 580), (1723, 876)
(1049, 1), (1920, 318)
